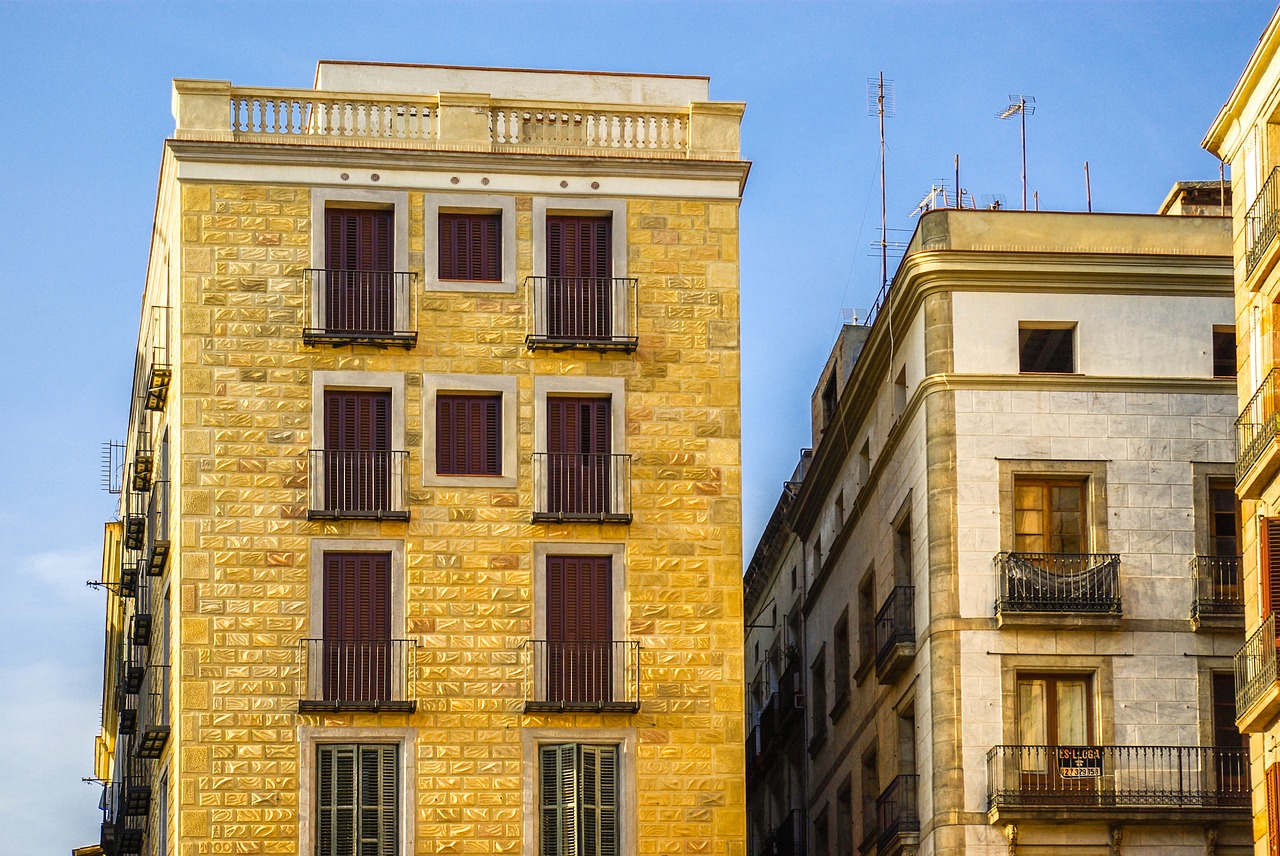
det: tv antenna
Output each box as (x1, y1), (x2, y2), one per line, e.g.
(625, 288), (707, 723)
(868, 74), (895, 290)
(997, 95), (1035, 210)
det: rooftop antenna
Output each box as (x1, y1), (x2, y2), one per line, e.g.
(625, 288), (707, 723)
(868, 74), (895, 290)
(997, 94), (1035, 210)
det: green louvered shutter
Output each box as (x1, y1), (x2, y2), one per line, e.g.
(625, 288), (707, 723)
(580, 746), (618, 856)
(541, 744), (578, 856)
(357, 744), (397, 856)
(318, 745), (357, 856)
(318, 745), (397, 856)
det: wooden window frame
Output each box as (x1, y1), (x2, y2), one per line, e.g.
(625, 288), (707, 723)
(1011, 476), (1088, 555)
(998, 460), (1109, 554)
(538, 743), (620, 856)
(316, 743), (399, 856)
(424, 374), (517, 488)
(522, 728), (635, 856)
(438, 211), (502, 283)
(1213, 326), (1237, 379)
(425, 194), (517, 293)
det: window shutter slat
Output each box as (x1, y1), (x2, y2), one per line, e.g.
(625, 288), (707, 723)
(1267, 519), (1280, 619)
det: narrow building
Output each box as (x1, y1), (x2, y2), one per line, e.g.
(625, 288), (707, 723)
(745, 201), (1248, 854)
(1204, 8), (1280, 855)
(90, 60), (749, 856)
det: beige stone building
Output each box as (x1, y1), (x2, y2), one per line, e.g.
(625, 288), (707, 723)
(744, 204), (1249, 855)
(1205, 8), (1280, 855)
(89, 61), (749, 856)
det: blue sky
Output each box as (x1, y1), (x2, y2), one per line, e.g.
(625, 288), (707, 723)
(0, 1), (1272, 852)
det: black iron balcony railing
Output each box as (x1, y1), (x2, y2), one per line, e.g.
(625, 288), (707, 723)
(136, 664), (170, 759)
(1247, 166), (1280, 275)
(995, 552), (1121, 615)
(523, 639), (640, 712)
(767, 809), (805, 856)
(532, 452), (632, 523)
(119, 557), (141, 600)
(101, 777), (147, 856)
(298, 638), (417, 712)
(118, 690), (137, 737)
(307, 449), (409, 520)
(987, 745), (1248, 811)
(122, 638), (146, 695)
(1236, 611), (1278, 717)
(874, 586), (915, 675)
(1191, 555), (1243, 624)
(876, 774), (920, 850)
(145, 478), (170, 577)
(1237, 367), (1280, 484)
(124, 490), (145, 551)
(303, 269), (417, 346)
(526, 276), (638, 350)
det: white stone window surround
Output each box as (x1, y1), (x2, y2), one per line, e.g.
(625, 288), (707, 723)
(531, 197), (629, 280)
(521, 726), (637, 856)
(529, 539), (629, 701)
(297, 725), (418, 856)
(532, 376), (627, 454)
(307, 538), (407, 642)
(309, 188), (411, 273)
(310, 370), (407, 453)
(422, 372), (518, 487)
(423, 193), (518, 293)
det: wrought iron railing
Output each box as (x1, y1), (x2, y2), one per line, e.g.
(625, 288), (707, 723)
(523, 639), (640, 711)
(144, 305), (171, 412)
(876, 774), (920, 849)
(131, 427), (153, 494)
(1247, 166), (1280, 275)
(101, 773), (148, 856)
(995, 552), (1121, 614)
(532, 452), (632, 522)
(303, 269), (417, 344)
(144, 478), (170, 576)
(298, 638), (417, 711)
(1191, 555), (1243, 622)
(124, 489), (146, 551)
(1237, 368), (1280, 482)
(136, 664), (170, 759)
(526, 276), (638, 350)
(1236, 612), (1278, 716)
(987, 745), (1248, 810)
(875, 586), (915, 668)
(307, 449), (409, 519)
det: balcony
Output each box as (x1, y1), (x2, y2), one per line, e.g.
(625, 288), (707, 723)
(1237, 367), (1280, 497)
(118, 558), (140, 600)
(101, 778), (147, 856)
(746, 723), (763, 788)
(761, 809), (804, 856)
(994, 552), (1121, 626)
(532, 452), (631, 523)
(297, 638), (417, 712)
(874, 586), (915, 684)
(303, 269), (417, 347)
(307, 449), (409, 520)
(144, 308), (171, 411)
(1190, 555), (1243, 631)
(1235, 612), (1280, 732)
(122, 638), (146, 695)
(876, 774), (920, 855)
(131, 448), (153, 494)
(144, 478), (170, 577)
(526, 276), (638, 351)
(1246, 165), (1280, 277)
(173, 79), (743, 162)
(523, 639), (640, 713)
(135, 664), (170, 759)
(123, 491), (145, 551)
(987, 744), (1248, 823)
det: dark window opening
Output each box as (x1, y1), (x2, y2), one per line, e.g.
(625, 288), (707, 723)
(1213, 328), (1237, 378)
(1019, 326), (1075, 373)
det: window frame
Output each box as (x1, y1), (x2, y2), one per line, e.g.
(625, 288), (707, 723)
(522, 727), (636, 856)
(423, 373), (518, 487)
(998, 460), (1109, 554)
(311, 371), (407, 518)
(298, 726), (417, 856)
(311, 189), (411, 275)
(532, 198), (628, 283)
(998, 655), (1113, 748)
(1018, 322), (1077, 374)
(308, 539), (407, 659)
(1212, 326), (1237, 379)
(1011, 476), (1088, 555)
(424, 193), (518, 293)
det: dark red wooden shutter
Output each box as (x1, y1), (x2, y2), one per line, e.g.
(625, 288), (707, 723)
(323, 553), (391, 702)
(324, 390), (391, 512)
(547, 555), (612, 703)
(440, 213), (501, 281)
(1265, 519), (1280, 620)
(548, 397), (610, 515)
(546, 216), (611, 339)
(1269, 762), (1280, 856)
(324, 208), (394, 334)
(437, 394), (500, 476)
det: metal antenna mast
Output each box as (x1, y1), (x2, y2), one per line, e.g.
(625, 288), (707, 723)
(868, 74), (895, 290)
(997, 94), (1035, 210)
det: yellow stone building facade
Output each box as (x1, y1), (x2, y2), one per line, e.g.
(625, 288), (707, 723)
(91, 61), (749, 856)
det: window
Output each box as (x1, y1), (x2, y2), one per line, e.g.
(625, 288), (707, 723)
(893, 513), (911, 586)
(892, 367), (907, 420)
(809, 648), (827, 753)
(1268, 762), (1280, 856)
(1211, 672), (1248, 792)
(831, 612), (850, 714)
(1016, 673), (1093, 783)
(1018, 324), (1075, 373)
(836, 779), (854, 856)
(425, 194), (517, 293)
(320, 389), (395, 516)
(316, 744), (399, 856)
(821, 373), (837, 428)
(436, 393), (500, 476)
(811, 806), (830, 856)
(539, 744), (618, 856)
(859, 751), (878, 848)
(857, 572), (875, 669)
(1213, 327), (1237, 378)
(1013, 477), (1086, 553)
(546, 555), (614, 705)
(1208, 478), (1240, 557)
(439, 212), (501, 282)
(545, 397), (613, 518)
(1262, 518), (1280, 620)
(321, 553), (391, 704)
(322, 208), (395, 337)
